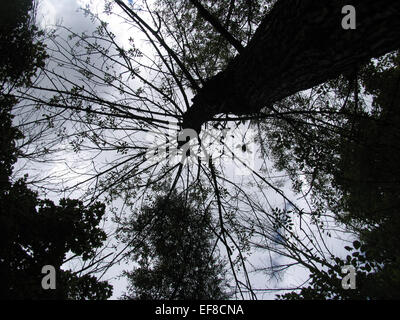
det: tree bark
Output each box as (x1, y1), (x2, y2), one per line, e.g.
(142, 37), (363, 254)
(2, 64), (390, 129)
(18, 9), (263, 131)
(182, 0), (400, 133)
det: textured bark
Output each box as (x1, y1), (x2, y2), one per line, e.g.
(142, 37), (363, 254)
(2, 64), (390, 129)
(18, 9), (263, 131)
(182, 0), (400, 133)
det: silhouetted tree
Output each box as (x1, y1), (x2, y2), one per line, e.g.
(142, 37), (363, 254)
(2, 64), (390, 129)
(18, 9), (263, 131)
(0, 0), (47, 88)
(0, 0), (112, 300)
(119, 185), (230, 299)
(0, 184), (113, 299)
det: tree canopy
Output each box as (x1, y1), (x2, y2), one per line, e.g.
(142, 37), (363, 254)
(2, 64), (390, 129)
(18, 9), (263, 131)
(119, 184), (230, 300)
(0, 0), (111, 300)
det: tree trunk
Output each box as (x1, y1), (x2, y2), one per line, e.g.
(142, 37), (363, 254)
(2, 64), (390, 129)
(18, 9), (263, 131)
(182, 0), (400, 133)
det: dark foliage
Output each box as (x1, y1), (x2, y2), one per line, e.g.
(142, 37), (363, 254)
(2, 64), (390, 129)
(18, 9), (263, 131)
(278, 52), (400, 299)
(0, 0), (47, 87)
(119, 187), (230, 300)
(0, 0), (112, 300)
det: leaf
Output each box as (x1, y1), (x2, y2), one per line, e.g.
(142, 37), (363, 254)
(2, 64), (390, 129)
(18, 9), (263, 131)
(353, 240), (361, 249)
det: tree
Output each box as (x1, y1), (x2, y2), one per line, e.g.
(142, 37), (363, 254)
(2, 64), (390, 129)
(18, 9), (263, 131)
(1, 0), (47, 169)
(0, 186), (113, 299)
(0, 0), (47, 88)
(118, 184), (230, 300)
(0, 90), (113, 299)
(0, 0), (112, 300)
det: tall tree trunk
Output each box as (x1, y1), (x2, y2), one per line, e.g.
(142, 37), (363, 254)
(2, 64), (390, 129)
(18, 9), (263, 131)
(182, 0), (400, 133)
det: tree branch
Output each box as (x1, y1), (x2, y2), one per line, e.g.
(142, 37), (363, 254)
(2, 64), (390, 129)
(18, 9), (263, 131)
(189, 0), (244, 54)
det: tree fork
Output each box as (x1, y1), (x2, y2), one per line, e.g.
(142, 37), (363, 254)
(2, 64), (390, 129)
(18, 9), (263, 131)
(182, 0), (400, 133)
